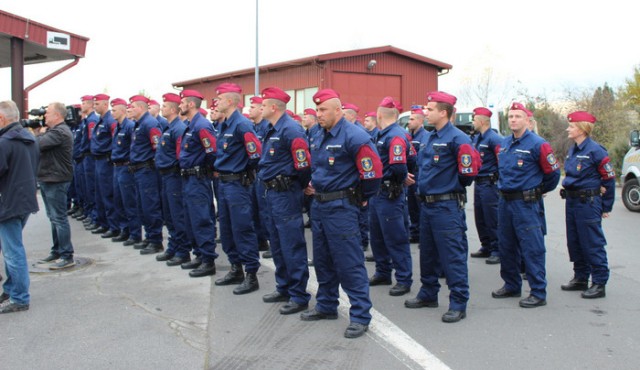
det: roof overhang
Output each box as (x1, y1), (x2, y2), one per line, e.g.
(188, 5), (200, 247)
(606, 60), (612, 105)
(0, 10), (89, 68)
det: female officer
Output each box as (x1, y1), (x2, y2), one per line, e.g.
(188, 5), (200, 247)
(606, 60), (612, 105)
(560, 111), (615, 299)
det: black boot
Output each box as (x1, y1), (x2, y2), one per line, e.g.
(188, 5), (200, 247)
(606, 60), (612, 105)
(214, 264), (244, 286)
(233, 272), (259, 295)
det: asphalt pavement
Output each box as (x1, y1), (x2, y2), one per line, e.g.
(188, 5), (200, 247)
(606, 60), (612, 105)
(1, 185), (639, 369)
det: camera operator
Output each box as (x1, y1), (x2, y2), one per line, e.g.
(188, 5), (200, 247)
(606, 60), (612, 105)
(34, 102), (76, 270)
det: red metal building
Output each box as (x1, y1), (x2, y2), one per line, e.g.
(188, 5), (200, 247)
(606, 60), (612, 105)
(173, 45), (451, 115)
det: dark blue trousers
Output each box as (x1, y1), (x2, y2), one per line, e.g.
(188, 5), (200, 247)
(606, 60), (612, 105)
(182, 176), (217, 262)
(161, 172), (190, 258)
(113, 166), (141, 240)
(473, 181), (500, 256)
(132, 167), (163, 244)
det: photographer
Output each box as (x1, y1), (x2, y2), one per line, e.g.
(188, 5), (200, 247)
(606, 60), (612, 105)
(34, 102), (75, 270)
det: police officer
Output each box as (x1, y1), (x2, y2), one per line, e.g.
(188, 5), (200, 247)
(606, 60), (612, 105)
(362, 111), (379, 139)
(213, 83), (262, 294)
(69, 105), (86, 219)
(128, 95), (164, 254)
(109, 98), (141, 246)
(154, 93), (191, 267)
(178, 89), (219, 277)
(406, 107), (428, 244)
(301, 88), (382, 339)
(301, 108), (321, 231)
(248, 95), (271, 255)
(79, 95), (100, 230)
(491, 102), (560, 308)
(368, 97), (413, 297)
(258, 86), (312, 315)
(149, 99), (168, 131)
(469, 107), (503, 265)
(560, 111), (615, 299)
(90, 94), (120, 238)
(404, 91), (480, 323)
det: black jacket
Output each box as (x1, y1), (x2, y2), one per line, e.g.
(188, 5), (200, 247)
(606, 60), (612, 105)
(0, 122), (40, 222)
(36, 122), (73, 183)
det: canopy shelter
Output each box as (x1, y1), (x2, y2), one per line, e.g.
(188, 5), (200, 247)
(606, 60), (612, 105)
(0, 10), (89, 116)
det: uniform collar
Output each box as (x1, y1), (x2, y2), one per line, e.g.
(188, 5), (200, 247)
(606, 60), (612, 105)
(326, 116), (347, 137)
(433, 121), (454, 137)
(575, 136), (592, 151)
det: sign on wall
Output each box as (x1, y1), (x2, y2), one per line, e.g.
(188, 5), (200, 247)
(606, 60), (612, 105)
(47, 31), (70, 50)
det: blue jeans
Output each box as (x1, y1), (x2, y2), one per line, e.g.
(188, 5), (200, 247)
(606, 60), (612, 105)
(40, 181), (74, 259)
(0, 214), (31, 305)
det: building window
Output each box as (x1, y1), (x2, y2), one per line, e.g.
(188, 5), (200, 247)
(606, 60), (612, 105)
(243, 87), (318, 115)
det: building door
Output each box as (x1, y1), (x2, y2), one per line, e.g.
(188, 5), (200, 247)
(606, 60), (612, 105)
(333, 72), (402, 115)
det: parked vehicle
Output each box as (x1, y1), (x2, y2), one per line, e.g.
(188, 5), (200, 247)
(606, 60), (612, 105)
(620, 130), (640, 211)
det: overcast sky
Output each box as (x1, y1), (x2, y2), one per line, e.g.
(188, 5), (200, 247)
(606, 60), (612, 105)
(1, 0), (638, 111)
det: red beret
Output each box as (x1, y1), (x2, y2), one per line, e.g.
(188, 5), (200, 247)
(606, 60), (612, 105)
(180, 89), (204, 99)
(293, 114), (302, 122)
(94, 94), (110, 101)
(411, 108), (424, 115)
(216, 83), (242, 95)
(342, 103), (360, 112)
(72, 104), (81, 109)
(250, 96), (263, 105)
(378, 96), (401, 109)
(285, 109), (294, 117)
(567, 111), (596, 124)
(426, 91), (456, 105)
(162, 93), (181, 104)
(261, 87), (291, 103)
(110, 98), (127, 107)
(129, 95), (149, 104)
(303, 108), (317, 117)
(473, 107), (492, 117)
(81, 95), (94, 102)
(198, 108), (208, 116)
(313, 89), (340, 105)
(148, 99), (160, 106)
(209, 99), (219, 109)
(364, 111), (377, 118)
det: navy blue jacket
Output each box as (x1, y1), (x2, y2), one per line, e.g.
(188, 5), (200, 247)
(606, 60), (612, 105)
(0, 122), (40, 222)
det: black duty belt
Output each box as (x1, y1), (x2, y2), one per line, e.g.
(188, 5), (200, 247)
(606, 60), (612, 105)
(93, 153), (111, 160)
(181, 166), (211, 178)
(263, 175), (295, 191)
(112, 161), (130, 167)
(500, 187), (542, 202)
(158, 165), (181, 175)
(315, 189), (351, 203)
(560, 188), (600, 199)
(475, 173), (498, 184)
(418, 193), (464, 203)
(218, 172), (243, 182)
(128, 160), (155, 173)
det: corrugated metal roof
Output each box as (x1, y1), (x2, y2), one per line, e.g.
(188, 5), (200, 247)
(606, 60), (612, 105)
(173, 45), (451, 87)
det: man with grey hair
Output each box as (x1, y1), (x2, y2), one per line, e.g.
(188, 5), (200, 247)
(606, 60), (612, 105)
(35, 102), (75, 270)
(0, 100), (39, 313)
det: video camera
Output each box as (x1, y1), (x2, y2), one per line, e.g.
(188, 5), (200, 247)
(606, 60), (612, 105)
(20, 105), (82, 129)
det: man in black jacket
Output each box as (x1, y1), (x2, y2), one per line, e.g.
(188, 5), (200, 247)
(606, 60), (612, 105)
(0, 100), (39, 314)
(34, 102), (75, 270)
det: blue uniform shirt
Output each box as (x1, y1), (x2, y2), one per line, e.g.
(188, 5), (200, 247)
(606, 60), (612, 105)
(79, 111), (99, 155)
(375, 122), (409, 183)
(309, 117), (383, 198)
(130, 112), (162, 164)
(367, 127), (379, 140)
(72, 122), (84, 160)
(258, 114), (311, 183)
(156, 115), (169, 131)
(473, 128), (503, 176)
(90, 110), (117, 155)
(178, 112), (217, 170)
(110, 118), (135, 163)
(155, 117), (187, 169)
(254, 119), (270, 142)
(497, 129), (560, 193)
(214, 109), (262, 173)
(417, 122), (480, 195)
(563, 136), (615, 212)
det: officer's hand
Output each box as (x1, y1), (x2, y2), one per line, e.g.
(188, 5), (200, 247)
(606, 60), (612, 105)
(404, 173), (415, 186)
(600, 186), (606, 194)
(602, 212), (610, 219)
(304, 184), (315, 196)
(361, 201), (368, 207)
(213, 171), (219, 178)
